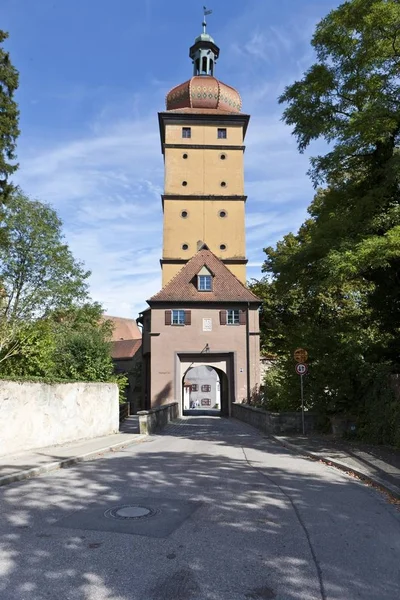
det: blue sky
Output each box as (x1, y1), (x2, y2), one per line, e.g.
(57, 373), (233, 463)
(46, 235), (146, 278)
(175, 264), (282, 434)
(1, 0), (340, 318)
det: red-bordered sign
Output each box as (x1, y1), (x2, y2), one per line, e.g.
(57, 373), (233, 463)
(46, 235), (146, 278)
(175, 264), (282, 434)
(294, 348), (308, 363)
(295, 363), (308, 376)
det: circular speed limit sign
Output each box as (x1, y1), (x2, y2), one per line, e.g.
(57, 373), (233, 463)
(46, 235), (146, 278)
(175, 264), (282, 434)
(295, 363), (308, 376)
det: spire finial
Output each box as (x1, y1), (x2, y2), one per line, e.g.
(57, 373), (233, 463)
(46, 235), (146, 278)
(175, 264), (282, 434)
(203, 6), (212, 34)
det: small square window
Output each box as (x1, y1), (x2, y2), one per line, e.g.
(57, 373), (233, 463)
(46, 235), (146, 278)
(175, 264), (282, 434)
(191, 384), (198, 392)
(217, 128), (227, 139)
(182, 127), (191, 139)
(201, 384), (211, 392)
(172, 309), (185, 325)
(227, 309), (240, 325)
(198, 275), (212, 291)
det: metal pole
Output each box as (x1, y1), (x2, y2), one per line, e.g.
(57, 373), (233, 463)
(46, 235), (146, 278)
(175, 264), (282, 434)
(300, 374), (305, 435)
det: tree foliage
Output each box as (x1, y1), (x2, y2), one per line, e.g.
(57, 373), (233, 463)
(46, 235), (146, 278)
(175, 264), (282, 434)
(0, 301), (120, 391)
(0, 194), (115, 388)
(252, 0), (400, 445)
(51, 303), (114, 382)
(0, 191), (90, 322)
(0, 30), (19, 205)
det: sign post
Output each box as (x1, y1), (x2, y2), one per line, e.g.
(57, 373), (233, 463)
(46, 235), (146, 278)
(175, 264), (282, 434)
(295, 360), (308, 435)
(300, 373), (305, 436)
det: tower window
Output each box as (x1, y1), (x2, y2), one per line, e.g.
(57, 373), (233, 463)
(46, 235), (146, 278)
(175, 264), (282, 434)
(219, 210), (227, 218)
(183, 153), (188, 159)
(181, 210), (188, 218)
(172, 310), (185, 325)
(201, 384), (211, 392)
(198, 275), (212, 291)
(221, 181), (227, 187)
(227, 310), (240, 325)
(218, 128), (227, 139)
(220, 244), (227, 251)
(182, 181), (188, 186)
(182, 127), (191, 139)
(220, 153), (227, 160)
(182, 243), (189, 251)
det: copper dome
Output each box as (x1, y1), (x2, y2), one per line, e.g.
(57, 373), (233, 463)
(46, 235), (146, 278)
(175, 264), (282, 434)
(166, 76), (242, 113)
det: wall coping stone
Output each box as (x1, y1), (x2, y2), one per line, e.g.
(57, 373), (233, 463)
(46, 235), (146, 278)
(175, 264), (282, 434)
(138, 402), (179, 435)
(233, 402), (316, 434)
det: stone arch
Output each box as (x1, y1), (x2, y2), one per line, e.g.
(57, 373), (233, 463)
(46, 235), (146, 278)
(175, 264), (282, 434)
(179, 354), (233, 417)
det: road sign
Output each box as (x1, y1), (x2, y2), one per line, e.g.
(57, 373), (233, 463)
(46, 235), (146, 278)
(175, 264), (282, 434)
(295, 363), (308, 376)
(294, 348), (308, 363)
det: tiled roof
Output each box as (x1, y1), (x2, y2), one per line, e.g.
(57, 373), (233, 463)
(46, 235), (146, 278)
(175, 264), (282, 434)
(111, 339), (142, 360)
(165, 108), (242, 115)
(166, 76), (242, 113)
(148, 249), (260, 304)
(104, 315), (142, 342)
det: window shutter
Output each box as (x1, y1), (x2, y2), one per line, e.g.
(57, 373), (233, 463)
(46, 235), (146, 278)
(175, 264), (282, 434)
(219, 310), (227, 325)
(165, 310), (172, 326)
(239, 310), (247, 325)
(184, 310), (191, 325)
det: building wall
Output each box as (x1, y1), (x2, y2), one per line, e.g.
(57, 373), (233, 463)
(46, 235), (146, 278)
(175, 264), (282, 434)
(162, 121), (246, 286)
(185, 365), (220, 409)
(164, 147), (245, 195)
(165, 123), (244, 146)
(0, 381), (119, 456)
(163, 198), (246, 260)
(146, 305), (260, 410)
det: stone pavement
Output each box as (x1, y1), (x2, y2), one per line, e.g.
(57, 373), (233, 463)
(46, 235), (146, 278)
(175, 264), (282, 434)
(0, 416), (143, 486)
(0, 415), (399, 600)
(272, 433), (400, 500)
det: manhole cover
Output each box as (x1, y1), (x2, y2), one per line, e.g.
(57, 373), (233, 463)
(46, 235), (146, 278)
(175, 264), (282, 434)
(104, 505), (158, 521)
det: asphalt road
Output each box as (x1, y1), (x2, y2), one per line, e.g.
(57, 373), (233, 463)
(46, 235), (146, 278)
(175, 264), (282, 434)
(1, 417), (399, 600)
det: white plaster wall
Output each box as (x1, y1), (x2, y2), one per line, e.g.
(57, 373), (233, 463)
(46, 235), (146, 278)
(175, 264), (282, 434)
(0, 381), (119, 457)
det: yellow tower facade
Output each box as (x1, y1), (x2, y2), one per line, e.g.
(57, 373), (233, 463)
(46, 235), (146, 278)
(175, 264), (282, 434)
(158, 30), (249, 286)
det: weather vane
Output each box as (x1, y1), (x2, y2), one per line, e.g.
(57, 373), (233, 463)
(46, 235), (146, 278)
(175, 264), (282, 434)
(203, 6), (213, 34)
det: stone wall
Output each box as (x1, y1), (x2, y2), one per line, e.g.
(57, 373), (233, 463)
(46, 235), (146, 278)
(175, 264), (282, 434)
(138, 402), (179, 435)
(0, 380), (119, 457)
(232, 403), (316, 435)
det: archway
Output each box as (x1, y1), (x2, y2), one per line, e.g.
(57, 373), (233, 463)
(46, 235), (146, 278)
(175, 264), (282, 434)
(182, 365), (229, 416)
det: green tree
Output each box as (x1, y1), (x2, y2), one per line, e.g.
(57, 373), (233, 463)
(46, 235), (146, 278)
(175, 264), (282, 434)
(0, 319), (56, 377)
(51, 302), (113, 381)
(251, 1), (400, 443)
(0, 191), (90, 366)
(0, 191), (90, 322)
(278, 0), (400, 361)
(54, 325), (114, 382)
(0, 30), (19, 224)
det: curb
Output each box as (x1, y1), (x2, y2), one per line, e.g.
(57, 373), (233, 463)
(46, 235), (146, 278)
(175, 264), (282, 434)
(272, 435), (400, 501)
(0, 435), (146, 488)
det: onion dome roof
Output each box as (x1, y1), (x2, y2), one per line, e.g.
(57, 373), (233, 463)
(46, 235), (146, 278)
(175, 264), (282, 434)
(166, 76), (242, 113)
(194, 32), (215, 44)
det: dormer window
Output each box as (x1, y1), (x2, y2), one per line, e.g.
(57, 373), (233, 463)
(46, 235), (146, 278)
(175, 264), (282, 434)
(198, 274), (212, 291)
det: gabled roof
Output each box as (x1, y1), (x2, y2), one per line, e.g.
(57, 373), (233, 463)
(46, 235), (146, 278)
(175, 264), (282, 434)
(111, 339), (142, 360)
(104, 315), (142, 342)
(148, 249), (260, 304)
